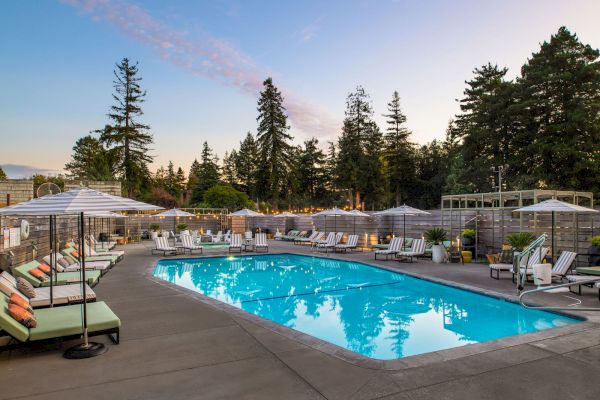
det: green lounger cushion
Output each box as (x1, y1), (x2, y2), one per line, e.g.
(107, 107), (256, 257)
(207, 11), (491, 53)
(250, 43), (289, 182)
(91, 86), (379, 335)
(29, 301), (120, 341)
(62, 248), (118, 265)
(0, 293), (30, 342)
(13, 261), (100, 287)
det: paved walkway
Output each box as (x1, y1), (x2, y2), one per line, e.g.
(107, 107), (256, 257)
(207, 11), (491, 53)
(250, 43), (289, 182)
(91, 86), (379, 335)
(1, 241), (600, 399)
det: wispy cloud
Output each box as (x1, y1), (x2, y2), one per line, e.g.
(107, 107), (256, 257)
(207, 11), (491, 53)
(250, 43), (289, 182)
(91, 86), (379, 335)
(62, 0), (339, 139)
(297, 15), (324, 43)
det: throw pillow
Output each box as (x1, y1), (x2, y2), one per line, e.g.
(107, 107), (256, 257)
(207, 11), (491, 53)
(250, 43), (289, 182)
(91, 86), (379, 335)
(9, 292), (33, 313)
(8, 303), (37, 328)
(16, 277), (36, 298)
(29, 268), (49, 282)
(38, 262), (51, 274)
(71, 250), (80, 258)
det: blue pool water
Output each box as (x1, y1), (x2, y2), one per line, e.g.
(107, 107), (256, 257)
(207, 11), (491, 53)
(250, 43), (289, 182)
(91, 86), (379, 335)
(153, 254), (580, 360)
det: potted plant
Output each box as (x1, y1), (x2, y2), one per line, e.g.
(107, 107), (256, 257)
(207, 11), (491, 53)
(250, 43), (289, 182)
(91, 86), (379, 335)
(424, 227), (447, 263)
(505, 232), (536, 251)
(589, 236), (600, 266)
(149, 223), (161, 240)
(177, 223), (188, 232)
(462, 229), (476, 247)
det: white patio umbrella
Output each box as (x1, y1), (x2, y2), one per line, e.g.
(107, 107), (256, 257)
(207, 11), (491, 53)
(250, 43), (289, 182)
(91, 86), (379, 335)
(348, 209), (370, 235)
(0, 187), (162, 359)
(375, 205), (431, 240)
(228, 208), (264, 232)
(515, 199), (598, 261)
(273, 211), (299, 218)
(155, 208), (195, 237)
(312, 208), (352, 236)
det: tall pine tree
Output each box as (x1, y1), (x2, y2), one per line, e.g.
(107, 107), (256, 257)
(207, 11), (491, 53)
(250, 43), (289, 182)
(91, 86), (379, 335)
(191, 142), (221, 204)
(65, 135), (114, 180)
(236, 132), (259, 198)
(99, 58), (153, 197)
(255, 78), (292, 210)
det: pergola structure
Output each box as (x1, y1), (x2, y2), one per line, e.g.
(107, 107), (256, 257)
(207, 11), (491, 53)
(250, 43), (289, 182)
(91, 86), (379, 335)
(441, 190), (594, 260)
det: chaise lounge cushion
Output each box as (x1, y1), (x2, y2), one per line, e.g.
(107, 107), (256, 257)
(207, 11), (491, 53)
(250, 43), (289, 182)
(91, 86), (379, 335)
(13, 261), (100, 287)
(0, 294), (30, 341)
(8, 303), (37, 328)
(29, 301), (120, 341)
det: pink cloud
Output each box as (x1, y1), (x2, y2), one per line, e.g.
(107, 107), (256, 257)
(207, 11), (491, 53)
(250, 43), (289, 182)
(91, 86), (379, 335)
(62, 0), (339, 139)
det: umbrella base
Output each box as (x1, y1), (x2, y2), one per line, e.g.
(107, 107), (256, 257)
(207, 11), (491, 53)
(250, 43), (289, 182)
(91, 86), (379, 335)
(63, 342), (107, 359)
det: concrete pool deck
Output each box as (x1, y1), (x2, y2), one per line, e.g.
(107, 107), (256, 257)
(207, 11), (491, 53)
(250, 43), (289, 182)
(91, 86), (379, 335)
(1, 241), (600, 399)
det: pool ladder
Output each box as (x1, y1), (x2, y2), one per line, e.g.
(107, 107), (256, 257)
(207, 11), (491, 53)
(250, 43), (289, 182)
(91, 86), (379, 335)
(519, 278), (600, 312)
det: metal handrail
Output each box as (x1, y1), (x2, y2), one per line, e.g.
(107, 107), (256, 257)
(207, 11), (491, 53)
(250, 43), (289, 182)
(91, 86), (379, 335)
(516, 234), (547, 292)
(519, 278), (600, 311)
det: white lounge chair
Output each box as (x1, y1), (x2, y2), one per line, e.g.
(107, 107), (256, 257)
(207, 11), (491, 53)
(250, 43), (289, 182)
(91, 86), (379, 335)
(152, 237), (177, 256)
(43, 253), (111, 275)
(253, 233), (269, 252)
(397, 238), (426, 262)
(180, 234), (203, 254)
(229, 234), (242, 253)
(212, 231), (223, 243)
(317, 232), (337, 252)
(0, 271), (96, 308)
(245, 231), (253, 240)
(513, 247), (550, 283)
(85, 242), (124, 260)
(527, 250), (577, 282)
(88, 235), (116, 250)
(313, 232), (334, 248)
(294, 231), (318, 245)
(374, 237), (403, 260)
(335, 234), (358, 252)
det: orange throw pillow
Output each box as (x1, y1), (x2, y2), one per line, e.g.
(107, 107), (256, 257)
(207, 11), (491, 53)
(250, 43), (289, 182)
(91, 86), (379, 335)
(29, 268), (49, 282)
(8, 303), (37, 328)
(38, 262), (51, 274)
(10, 293), (33, 312)
(71, 250), (79, 258)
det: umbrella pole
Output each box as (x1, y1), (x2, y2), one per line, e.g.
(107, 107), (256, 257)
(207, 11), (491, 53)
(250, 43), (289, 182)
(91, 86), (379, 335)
(64, 212), (107, 359)
(403, 214), (406, 244)
(552, 211), (555, 262)
(49, 215), (53, 307)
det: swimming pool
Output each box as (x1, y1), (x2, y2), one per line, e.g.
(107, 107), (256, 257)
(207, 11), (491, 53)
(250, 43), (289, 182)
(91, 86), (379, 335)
(153, 254), (580, 360)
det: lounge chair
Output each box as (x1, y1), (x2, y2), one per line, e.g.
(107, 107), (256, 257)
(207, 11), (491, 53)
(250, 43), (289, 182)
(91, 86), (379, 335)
(374, 237), (403, 260)
(0, 292), (119, 351)
(294, 231), (317, 245)
(513, 247), (550, 283)
(397, 239), (426, 263)
(314, 232), (335, 248)
(152, 237), (177, 256)
(0, 271), (96, 308)
(88, 235), (116, 250)
(63, 244), (120, 265)
(489, 249), (517, 279)
(317, 232), (342, 253)
(85, 242), (124, 259)
(253, 233), (269, 252)
(335, 234), (359, 252)
(229, 234), (242, 253)
(525, 250), (577, 282)
(12, 260), (101, 287)
(44, 253), (111, 275)
(283, 230), (300, 241)
(180, 234), (203, 254)
(307, 232), (325, 246)
(212, 231), (223, 243)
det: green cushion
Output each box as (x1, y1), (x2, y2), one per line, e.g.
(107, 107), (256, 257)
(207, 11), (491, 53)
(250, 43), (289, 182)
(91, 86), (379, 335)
(13, 260), (99, 287)
(0, 292), (30, 342)
(29, 301), (120, 341)
(62, 247), (117, 265)
(13, 261), (43, 287)
(38, 271), (100, 287)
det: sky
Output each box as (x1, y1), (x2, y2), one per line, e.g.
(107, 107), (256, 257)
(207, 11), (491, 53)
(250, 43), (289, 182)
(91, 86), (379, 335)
(1, 0), (600, 178)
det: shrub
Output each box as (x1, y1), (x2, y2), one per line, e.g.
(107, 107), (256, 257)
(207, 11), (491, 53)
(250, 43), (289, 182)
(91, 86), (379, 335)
(462, 229), (476, 239)
(424, 228), (447, 245)
(177, 223), (188, 231)
(505, 232), (536, 251)
(202, 184), (255, 210)
(149, 223), (160, 232)
(592, 236), (600, 247)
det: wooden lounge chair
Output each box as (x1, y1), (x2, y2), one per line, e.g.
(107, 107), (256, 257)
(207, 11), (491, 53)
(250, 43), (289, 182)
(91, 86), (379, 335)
(0, 292), (120, 351)
(335, 234), (359, 252)
(374, 237), (403, 260)
(0, 271), (96, 308)
(229, 234), (242, 253)
(253, 233), (269, 252)
(397, 239), (426, 263)
(12, 260), (101, 288)
(180, 234), (203, 254)
(152, 237), (177, 256)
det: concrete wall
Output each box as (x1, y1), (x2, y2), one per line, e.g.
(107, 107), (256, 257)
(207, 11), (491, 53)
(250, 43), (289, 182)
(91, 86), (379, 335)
(64, 180), (122, 196)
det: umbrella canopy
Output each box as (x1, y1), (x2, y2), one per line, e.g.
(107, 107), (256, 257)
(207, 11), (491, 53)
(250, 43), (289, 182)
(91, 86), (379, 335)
(515, 199), (598, 261)
(86, 210), (126, 218)
(375, 205), (430, 239)
(155, 208), (195, 218)
(0, 187), (163, 215)
(312, 208), (352, 235)
(348, 209), (370, 217)
(514, 199), (597, 214)
(274, 211), (299, 218)
(228, 208), (264, 217)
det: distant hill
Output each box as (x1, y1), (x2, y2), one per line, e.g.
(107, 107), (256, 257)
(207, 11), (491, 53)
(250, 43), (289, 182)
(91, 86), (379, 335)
(1, 164), (64, 179)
